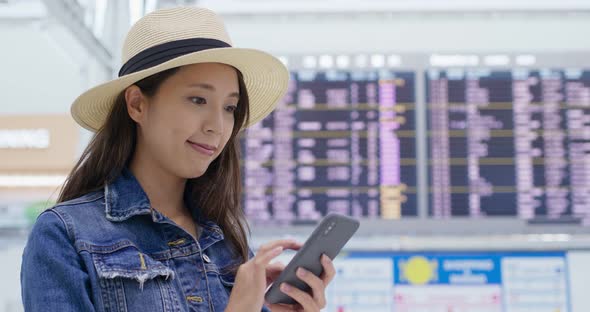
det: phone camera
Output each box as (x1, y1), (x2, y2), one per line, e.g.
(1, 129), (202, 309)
(324, 222), (336, 235)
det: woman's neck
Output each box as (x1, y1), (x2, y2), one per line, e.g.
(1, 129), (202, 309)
(129, 153), (188, 219)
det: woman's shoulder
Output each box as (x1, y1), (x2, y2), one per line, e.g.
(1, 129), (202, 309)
(53, 189), (105, 209)
(29, 190), (107, 243)
(49, 189), (105, 218)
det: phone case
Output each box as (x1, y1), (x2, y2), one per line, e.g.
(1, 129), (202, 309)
(264, 213), (360, 305)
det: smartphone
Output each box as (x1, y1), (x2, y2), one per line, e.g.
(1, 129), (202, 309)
(264, 213), (360, 305)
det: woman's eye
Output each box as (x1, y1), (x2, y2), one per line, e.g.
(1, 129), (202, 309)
(189, 97), (206, 105)
(226, 105), (238, 113)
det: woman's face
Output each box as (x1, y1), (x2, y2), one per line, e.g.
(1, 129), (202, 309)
(130, 63), (239, 179)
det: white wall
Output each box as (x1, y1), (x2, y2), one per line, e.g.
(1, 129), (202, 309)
(0, 22), (85, 115)
(1, 10), (589, 117)
(222, 13), (590, 54)
(0, 239), (25, 312)
(0, 19), (108, 152)
(568, 252), (590, 312)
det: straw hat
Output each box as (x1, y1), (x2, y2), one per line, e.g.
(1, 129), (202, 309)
(70, 7), (289, 132)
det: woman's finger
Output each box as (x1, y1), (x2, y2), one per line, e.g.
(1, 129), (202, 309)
(258, 239), (302, 253)
(296, 267), (326, 308)
(280, 283), (319, 312)
(320, 254), (336, 285)
(254, 246), (285, 267)
(267, 261), (286, 274)
(254, 240), (302, 266)
(266, 262), (286, 285)
(253, 240), (302, 269)
(264, 303), (298, 312)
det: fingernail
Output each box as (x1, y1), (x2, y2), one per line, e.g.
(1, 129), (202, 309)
(297, 268), (307, 277)
(323, 254), (331, 262)
(281, 283), (291, 292)
(272, 247), (283, 254)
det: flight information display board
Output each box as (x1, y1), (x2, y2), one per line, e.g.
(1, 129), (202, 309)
(427, 69), (590, 223)
(242, 70), (417, 223)
(239, 66), (590, 226)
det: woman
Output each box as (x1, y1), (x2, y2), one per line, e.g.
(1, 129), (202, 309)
(20, 7), (335, 312)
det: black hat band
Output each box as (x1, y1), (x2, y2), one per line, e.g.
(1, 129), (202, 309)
(118, 38), (231, 77)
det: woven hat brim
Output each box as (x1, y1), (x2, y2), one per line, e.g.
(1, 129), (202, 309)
(71, 47), (289, 132)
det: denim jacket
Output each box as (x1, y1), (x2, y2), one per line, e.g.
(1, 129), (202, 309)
(21, 169), (271, 312)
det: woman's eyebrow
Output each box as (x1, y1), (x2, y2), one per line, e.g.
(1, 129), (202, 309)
(187, 83), (240, 98)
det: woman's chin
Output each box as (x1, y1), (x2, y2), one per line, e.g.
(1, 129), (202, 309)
(180, 165), (208, 179)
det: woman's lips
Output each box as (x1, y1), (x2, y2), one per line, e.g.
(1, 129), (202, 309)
(187, 141), (216, 156)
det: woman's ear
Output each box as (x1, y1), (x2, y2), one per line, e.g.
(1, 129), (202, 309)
(125, 85), (147, 125)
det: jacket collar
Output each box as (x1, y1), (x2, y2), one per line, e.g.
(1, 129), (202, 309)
(104, 168), (152, 222)
(104, 168), (224, 240)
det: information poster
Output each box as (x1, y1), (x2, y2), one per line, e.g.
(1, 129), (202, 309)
(326, 257), (394, 312)
(394, 254), (503, 312)
(502, 257), (568, 312)
(323, 252), (569, 312)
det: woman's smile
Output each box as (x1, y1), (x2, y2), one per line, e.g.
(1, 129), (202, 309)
(187, 140), (217, 156)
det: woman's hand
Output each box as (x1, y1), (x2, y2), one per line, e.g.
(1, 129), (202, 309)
(266, 254), (337, 312)
(225, 239), (301, 312)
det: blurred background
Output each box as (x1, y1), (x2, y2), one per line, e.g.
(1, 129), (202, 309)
(1, 0), (590, 311)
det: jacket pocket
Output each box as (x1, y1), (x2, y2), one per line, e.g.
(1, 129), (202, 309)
(91, 244), (178, 312)
(217, 267), (236, 298)
(219, 272), (235, 286)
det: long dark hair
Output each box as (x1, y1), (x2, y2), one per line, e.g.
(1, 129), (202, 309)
(58, 66), (251, 264)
